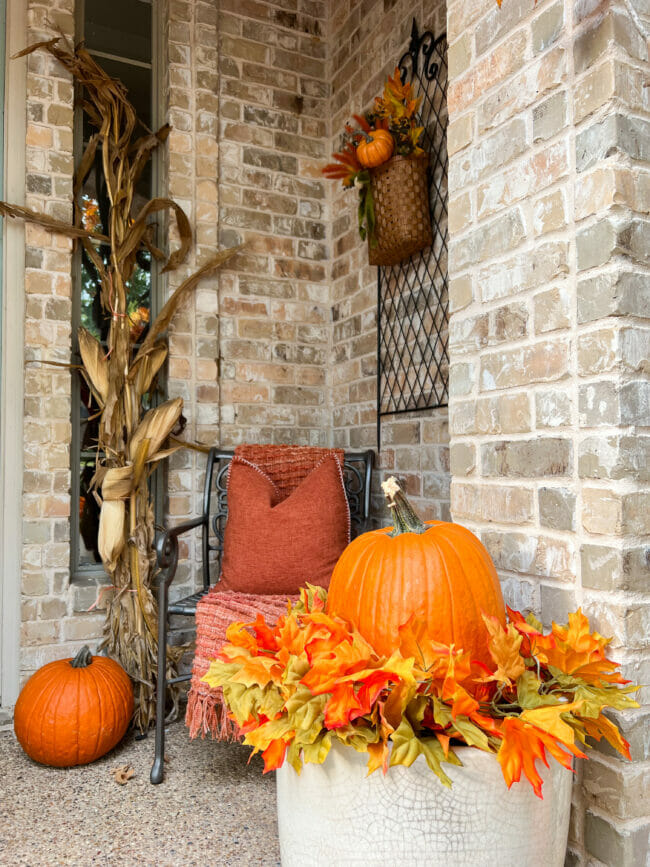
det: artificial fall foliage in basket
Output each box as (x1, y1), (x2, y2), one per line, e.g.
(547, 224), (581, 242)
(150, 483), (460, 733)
(204, 480), (639, 798)
(322, 68), (433, 267)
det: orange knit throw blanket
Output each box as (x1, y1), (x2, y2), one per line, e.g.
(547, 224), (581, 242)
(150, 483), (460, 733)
(185, 589), (292, 740)
(185, 444), (343, 741)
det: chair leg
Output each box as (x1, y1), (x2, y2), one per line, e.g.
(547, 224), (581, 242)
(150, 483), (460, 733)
(150, 576), (169, 784)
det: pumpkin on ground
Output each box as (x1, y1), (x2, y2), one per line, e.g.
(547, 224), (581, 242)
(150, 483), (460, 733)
(14, 646), (133, 767)
(356, 129), (394, 168)
(327, 477), (506, 665)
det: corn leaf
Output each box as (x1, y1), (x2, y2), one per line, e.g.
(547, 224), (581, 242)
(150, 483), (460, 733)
(98, 499), (126, 570)
(136, 245), (242, 361)
(77, 327), (109, 405)
(128, 397), (182, 463)
(101, 465), (133, 500)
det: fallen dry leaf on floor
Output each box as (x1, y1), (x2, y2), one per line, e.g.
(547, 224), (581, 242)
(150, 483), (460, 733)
(110, 764), (135, 785)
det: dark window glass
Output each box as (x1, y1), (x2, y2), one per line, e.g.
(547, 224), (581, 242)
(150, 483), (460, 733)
(84, 0), (152, 64)
(75, 0), (154, 570)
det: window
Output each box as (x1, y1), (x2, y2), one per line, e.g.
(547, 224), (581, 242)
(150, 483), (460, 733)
(72, 0), (160, 575)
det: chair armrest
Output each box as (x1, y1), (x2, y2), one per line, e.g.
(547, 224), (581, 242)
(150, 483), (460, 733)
(155, 515), (207, 589)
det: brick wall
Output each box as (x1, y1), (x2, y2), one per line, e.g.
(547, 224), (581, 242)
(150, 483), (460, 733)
(216, 0), (330, 451)
(168, 0), (331, 597)
(446, 0), (650, 862)
(163, 0), (222, 595)
(20, 0), (87, 673)
(328, 0), (450, 527)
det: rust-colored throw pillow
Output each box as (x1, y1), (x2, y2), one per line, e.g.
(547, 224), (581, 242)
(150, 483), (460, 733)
(220, 454), (350, 595)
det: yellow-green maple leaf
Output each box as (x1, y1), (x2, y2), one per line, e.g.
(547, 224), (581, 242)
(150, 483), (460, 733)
(418, 737), (461, 787)
(389, 719), (421, 768)
(302, 731), (332, 766)
(520, 701), (583, 744)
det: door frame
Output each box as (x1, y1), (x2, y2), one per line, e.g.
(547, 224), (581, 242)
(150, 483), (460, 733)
(0, 0), (26, 711)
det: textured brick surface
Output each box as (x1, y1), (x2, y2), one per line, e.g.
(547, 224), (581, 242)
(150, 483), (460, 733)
(19, 0), (77, 680)
(446, 1), (650, 862)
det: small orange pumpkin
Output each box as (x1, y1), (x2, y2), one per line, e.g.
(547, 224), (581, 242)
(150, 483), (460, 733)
(327, 477), (506, 665)
(356, 129), (394, 168)
(14, 646), (133, 767)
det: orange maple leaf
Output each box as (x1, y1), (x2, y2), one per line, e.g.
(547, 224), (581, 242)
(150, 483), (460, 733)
(301, 635), (374, 696)
(367, 738), (390, 775)
(580, 712), (631, 760)
(398, 616), (453, 673)
(251, 613), (278, 651)
(539, 610), (627, 685)
(276, 614), (309, 660)
(520, 701), (586, 746)
(481, 614), (526, 686)
(324, 682), (364, 728)
(228, 654), (282, 689)
(261, 738), (287, 773)
(223, 620), (259, 654)
(497, 717), (577, 798)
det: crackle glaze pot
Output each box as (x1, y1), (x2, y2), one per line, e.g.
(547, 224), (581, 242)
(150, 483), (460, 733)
(276, 742), (572, 867)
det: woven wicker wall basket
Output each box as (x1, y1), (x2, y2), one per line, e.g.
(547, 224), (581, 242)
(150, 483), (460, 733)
(368, 153), (433, 267)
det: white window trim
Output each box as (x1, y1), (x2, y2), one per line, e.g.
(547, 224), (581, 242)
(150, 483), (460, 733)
(0, 0), (26, 710)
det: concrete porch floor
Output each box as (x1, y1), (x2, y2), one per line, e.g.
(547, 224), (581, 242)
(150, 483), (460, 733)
(0, 720), (281, 866)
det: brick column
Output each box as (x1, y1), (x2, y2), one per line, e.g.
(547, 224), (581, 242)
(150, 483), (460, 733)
(164, 0), (221, 595)
(20, 0), (91, 672)
(446, 1), (649, 863)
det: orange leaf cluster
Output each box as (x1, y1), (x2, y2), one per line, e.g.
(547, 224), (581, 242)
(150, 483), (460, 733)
(508, 607), (628, 686)
(323, 68), (425, 192)
(203, 588), (639, 797)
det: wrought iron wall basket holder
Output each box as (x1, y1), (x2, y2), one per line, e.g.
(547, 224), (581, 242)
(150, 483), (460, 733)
(376, 20), (449, 448)
(368, 153), (433, 267)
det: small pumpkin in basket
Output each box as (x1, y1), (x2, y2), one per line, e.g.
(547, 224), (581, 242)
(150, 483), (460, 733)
(327, 477), (506, 665)
(356, 129), (394, 168)
(14, 646), (133, 767)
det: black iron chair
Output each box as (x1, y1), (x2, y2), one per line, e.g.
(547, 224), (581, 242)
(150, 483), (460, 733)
(150, 447), (374, 783)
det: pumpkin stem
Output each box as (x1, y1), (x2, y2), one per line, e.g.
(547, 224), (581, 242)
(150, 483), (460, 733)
(70, 645), (93, 668)
(381, 477), (427, 535)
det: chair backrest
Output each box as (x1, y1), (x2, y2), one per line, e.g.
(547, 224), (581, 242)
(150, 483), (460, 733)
(198, 448), (374, 590)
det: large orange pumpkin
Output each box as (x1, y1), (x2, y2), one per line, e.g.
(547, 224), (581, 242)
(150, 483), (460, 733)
(14, 646), (133, 767)
(327, 477), (506, 665)
(356, 129), (394, 168)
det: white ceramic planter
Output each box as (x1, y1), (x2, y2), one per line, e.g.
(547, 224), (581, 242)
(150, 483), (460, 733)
(276, 741), (572, 867)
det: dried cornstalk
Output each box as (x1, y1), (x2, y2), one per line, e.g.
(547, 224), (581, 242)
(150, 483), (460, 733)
(4, 35), (240, 730)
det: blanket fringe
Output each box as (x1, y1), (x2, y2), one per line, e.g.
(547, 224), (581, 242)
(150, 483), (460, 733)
(184, 588), (295, 742)
(185, 684), (242, 742)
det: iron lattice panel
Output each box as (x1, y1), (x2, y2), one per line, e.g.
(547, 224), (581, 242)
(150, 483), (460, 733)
(377, 22), (448, 446)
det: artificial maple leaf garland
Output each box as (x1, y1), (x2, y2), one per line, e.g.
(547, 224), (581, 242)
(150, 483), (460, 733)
(204, 587), (639, 798)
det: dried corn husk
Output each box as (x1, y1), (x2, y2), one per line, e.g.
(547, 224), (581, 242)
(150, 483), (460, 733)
(146, 446), (180, 464)
(101, 465), (134, 500)
(128, 342), (167, 398)
(98, 499), (126, 570)
(78, 327), (109, 405)
(0, 200), (109, 243)
(128, 397), (182, 463)
(131, 439), (151, 489)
